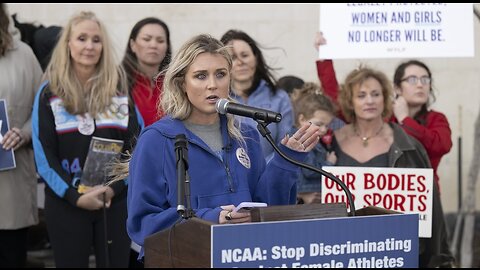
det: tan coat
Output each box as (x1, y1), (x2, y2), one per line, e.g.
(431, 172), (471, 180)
(0, 16), (43, 229)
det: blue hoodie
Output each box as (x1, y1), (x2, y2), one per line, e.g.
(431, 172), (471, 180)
(127, 115), (306, 257)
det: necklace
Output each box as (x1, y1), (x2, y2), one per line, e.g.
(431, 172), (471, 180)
(353, 123), (384, 147)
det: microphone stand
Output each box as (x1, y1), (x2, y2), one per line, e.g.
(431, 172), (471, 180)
(175, 135), (195, 219)
(183, 171), (194, 219)
(176, 145), (186, 217)
(255, 120), (356, 216)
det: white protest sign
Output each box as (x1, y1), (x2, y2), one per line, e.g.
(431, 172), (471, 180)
(319, 3), (474, 58)
(321, 166), (433, 238)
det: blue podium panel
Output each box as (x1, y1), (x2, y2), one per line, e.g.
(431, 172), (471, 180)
(212, 214), (418, 268)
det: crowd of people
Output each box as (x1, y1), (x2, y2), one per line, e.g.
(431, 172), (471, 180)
(0, 4), (458, 268)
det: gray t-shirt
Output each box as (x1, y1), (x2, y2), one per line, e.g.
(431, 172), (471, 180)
(184, 121), (223, 157)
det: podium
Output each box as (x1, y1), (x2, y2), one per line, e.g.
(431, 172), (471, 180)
(144, 204), (416, 268)
(144, 217), (212, 268)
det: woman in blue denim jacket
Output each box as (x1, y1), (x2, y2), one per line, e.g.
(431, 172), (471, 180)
(220, 30), (293, 160)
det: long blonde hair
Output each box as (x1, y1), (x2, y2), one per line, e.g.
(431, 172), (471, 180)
(109, 34), (245, 183)
(44, 11), (127, 117)
(161, 33), (243, 143)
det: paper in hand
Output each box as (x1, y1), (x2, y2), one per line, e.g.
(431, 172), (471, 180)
(233, 202), (267, 213)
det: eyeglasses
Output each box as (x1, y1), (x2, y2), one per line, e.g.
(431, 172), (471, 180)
(401, 76), (431, 86)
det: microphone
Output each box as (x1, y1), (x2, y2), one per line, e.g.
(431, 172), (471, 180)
(174, 134), (188, 217)
(215, 98), (282, 123)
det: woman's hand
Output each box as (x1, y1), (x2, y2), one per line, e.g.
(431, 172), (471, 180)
(219, 205), (251, 224)
(76, 185), (111, 210)
(314, 31), (327, 51)
(1, 127), (27, 151)
(326, 151), (337, 165)
(103, 186), (115, 207)
(393, 95), (409, 123)
(298, 192), (322, 204)
(281, 122), (320, 152)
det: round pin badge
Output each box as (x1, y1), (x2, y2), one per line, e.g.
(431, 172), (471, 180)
(77, 114), (95, 135)
(236, 147), (251, 169)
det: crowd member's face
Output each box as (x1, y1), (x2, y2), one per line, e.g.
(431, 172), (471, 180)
(352, 77), (385, 121)
(396, 65), (430, 107)
(298, 110), (333, 136)
(130, 23), (168, 68)
(68, 19), (102, 70)
(228, 39), (256, 85)
(184, 52), (230, 124)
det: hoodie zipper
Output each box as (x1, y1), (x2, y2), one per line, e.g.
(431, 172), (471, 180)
(189, 139), (235, 193)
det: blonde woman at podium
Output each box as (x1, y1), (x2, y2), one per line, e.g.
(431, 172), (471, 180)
(124, 34), (321, 262)
(330, 66), (452, 268)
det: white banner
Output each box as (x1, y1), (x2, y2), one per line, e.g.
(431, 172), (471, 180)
(319, 3), (474, 59)
(321, 166), (433, 238)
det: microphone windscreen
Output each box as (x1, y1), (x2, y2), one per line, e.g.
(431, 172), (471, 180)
(215, 98), (229, 114)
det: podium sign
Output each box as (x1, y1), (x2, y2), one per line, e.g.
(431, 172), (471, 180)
(212, 214), (418, 268)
